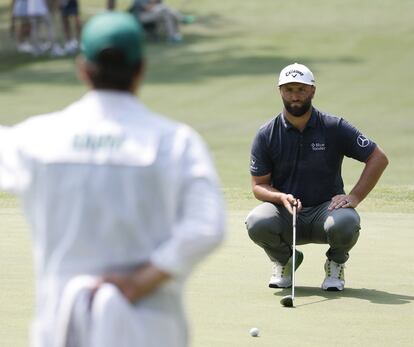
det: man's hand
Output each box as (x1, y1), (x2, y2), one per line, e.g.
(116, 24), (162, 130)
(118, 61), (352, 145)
(251, 175), (301, 213)
(96, 263), (171, 303)
(328, 194), (359, 210)
(280, 194), (302, 214)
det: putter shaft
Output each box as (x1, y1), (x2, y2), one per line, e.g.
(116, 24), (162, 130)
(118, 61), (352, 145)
(291, 204), (297, 304)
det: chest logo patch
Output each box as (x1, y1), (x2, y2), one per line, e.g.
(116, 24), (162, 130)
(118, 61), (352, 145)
(311, 142), (326, 151)
(73, 134), (124, 151)
(357, 135), (370, 148)
(250, 157), (258, 171)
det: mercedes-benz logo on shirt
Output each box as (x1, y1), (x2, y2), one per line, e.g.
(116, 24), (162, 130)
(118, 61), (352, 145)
(357, 135), (370, 148)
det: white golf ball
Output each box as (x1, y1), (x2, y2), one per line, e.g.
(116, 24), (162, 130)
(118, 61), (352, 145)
(249, 327), (259, 337)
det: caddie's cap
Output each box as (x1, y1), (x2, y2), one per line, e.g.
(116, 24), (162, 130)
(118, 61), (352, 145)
(278, 63), (315, 86)
(81, 11), (144, 65)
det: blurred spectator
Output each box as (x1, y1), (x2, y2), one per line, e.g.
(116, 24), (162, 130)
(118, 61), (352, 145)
(27, 0), (65, 56)
(59, 0), (81, 54)
(11, 0), (34, 53)
(131, 0), (195, 43)
(107, 0), (115, 10)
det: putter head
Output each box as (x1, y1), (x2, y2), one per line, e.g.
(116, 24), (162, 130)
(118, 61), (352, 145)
(280, 295), (294, 307)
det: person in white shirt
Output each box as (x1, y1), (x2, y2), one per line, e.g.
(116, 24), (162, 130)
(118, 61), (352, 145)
(132, 0), (195, 42)
(11, 0), (32, 53)
(0, 11), (225, 347)
(27, 0), (64, 56)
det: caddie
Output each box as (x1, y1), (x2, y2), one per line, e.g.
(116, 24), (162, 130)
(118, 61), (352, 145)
(0, 11), (225, 346)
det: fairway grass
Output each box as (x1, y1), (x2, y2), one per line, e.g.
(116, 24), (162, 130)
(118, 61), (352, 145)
(0, 201), (33, 346)
(1, 206), (413, 346)
(187, 211), (414, 347)
(1, 0), (414, 346)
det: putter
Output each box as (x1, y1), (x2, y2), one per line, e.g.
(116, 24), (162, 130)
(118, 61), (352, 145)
(280, 202), (297, 308)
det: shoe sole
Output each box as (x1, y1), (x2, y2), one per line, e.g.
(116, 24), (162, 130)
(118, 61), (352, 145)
(268, 283), (291, 289)
(323, 286), (344, 292)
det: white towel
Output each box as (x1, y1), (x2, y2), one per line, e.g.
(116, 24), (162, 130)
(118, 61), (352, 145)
(55, 276), (143, 347)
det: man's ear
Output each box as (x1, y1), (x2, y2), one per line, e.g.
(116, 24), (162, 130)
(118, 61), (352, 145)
(76, 56), (93, 88)
(130, 60), (146, 94)
(311, 85), (316, 98)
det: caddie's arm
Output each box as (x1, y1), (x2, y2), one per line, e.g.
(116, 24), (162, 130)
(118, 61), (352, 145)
(100, 127), (226, 303)
(99, 263), (171, 303)
(252, 174), (302, 214)
(0, 125), (20, 193)
(148, 129), (226, 282)
(329, 146), (389, 210)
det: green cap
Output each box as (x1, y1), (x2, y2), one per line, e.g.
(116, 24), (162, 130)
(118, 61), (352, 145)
(81, 11), (144, 65)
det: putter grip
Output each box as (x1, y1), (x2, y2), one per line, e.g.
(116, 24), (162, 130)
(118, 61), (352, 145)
(292, 205), (296, 227)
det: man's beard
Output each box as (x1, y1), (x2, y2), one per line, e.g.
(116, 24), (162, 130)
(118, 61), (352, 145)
(283, 97), (313, 117)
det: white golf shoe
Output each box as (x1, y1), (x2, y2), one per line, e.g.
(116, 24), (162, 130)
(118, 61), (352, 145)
(17, 42), (35, 54)
(321, 259), (345, 291)
(64, 39), (79, 55)
(49, 44), (66, 58)
(269, 250), (304, 288)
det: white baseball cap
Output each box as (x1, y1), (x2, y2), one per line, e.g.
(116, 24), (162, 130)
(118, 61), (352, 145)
(278, 63), (315, 86)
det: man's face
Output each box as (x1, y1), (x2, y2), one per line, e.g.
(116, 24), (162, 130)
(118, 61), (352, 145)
(279, 83), (315, 117)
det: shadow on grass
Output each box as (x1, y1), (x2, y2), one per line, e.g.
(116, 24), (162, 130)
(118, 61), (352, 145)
(0, 65), (79, 93)
(145, 37), (360, 84)
(0, 50), (74, 69)
(0, 4), (11, 17)
(273, 286), (414, 306)
(0, 9), (361, 88)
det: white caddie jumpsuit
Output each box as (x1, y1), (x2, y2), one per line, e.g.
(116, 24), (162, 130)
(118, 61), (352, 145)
(0, 90), (226, 347)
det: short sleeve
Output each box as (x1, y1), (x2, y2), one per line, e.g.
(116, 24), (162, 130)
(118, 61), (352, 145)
(250, 128), (272, 176)
(338, 119), (376, 162)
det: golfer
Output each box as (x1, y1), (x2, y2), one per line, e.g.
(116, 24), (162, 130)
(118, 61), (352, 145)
(0, 11), (225, 346)
(246, 63), (388, 291)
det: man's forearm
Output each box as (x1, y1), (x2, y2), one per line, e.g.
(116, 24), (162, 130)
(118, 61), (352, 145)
(253, 184), (283, 204)
(101, 263), (171, 303)
(349, 146), (389, 203)
(130, 263), (171, 300)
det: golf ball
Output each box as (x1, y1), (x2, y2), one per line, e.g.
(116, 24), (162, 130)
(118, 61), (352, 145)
(249, 327), (259, 337)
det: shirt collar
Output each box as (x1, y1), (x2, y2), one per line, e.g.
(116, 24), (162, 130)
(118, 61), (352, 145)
(80, 90), (148, 118)
(281, 107), (318, 131)
(307, 108), (318, 129)
(84, 89), (139, 105)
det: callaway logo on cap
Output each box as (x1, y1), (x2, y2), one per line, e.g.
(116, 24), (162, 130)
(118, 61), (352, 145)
(278, 63), (316, 86)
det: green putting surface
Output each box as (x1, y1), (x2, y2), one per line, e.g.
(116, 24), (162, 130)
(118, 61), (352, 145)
(1, 0), (413, 345)
(188, 211), (414, 346)
(1, 208), (412, 346)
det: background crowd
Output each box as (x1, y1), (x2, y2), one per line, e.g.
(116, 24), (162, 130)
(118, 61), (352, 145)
(10, 0), (195, 57)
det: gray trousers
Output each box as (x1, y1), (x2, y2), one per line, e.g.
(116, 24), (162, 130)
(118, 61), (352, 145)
(245, 201), (360, 265)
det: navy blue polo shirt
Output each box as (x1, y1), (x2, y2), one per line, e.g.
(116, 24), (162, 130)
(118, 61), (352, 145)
(250, 108), (376, 207)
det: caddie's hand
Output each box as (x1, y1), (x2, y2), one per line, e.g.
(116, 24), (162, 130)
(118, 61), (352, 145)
(98, 263), (170, 303)
(328, 194), (359, 210)
(98, 273), (140, 303)
(281, 194), (302, 214)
